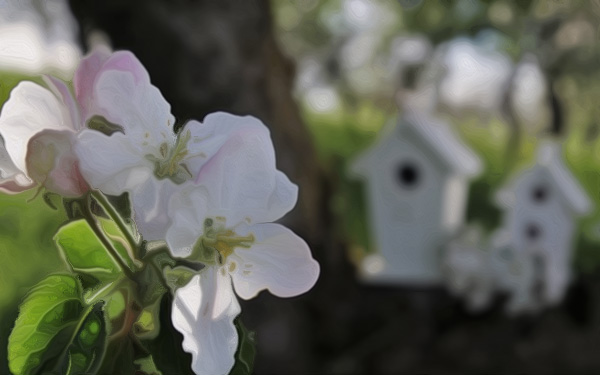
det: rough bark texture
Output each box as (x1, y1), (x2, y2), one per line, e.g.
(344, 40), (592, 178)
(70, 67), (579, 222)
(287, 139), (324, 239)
(68, 1), (600, 374)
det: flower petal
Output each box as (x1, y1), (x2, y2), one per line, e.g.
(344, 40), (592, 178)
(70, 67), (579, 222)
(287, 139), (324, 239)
(42, 75), (81, 131)
(189, 112), (298, 225)
(0, 81), (74, 174)
(129, 178), (179, 241)
(26, 129), (87, 197)
(0, 138), (32, 193)
(75, 129), (153, 195)
(74, 45), (111, 121)
(165, 188), (209, 257)
(92, 53), (175, 150)
(172, 267), (241, 375)
(230, 223), (320, 300)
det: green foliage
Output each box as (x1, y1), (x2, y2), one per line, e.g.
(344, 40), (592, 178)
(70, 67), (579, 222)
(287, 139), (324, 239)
(7, 274), (107, 375)
(0, 193), (67, 374)
(54, 218), (137, 288)
(55, 220), (122, 284)
(230, 318), (257, 375)
(58, 302), (107, 375)
(163, 265), (197, 294)
(135, 355), (163, 375)
(8, 275), (82, 375)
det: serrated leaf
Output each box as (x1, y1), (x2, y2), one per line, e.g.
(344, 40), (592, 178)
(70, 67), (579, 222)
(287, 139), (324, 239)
(54, 219), (133, 284)
(230, 318), (256, 375)
(8, 274), (84, 375)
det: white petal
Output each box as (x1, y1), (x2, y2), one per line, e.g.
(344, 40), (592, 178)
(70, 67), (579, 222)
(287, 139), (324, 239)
(93, 60), (175, 151)
(172, 268), (241, 375)
(0, 81), (74, 174)
(230, 223), (320, 300)
(130, 178), (178, 241)
(0, 138), (32, 193)
(189, 113), (298, 225)
(42, 75), (81, 131)
(165, 188), (209, 257)
(75, 129), (152, 195)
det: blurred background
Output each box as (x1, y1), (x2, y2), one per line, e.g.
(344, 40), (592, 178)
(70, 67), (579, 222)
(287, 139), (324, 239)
(3, 0), (600, 373)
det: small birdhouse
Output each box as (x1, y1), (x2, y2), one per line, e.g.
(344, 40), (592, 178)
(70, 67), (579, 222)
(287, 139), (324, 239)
(350, 111), (482, 285)
(493, 142), (592, 312)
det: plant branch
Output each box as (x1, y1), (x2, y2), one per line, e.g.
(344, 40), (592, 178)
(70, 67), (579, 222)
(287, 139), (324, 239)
(91, 190), (140, 253)
(83, 194), (137, 280)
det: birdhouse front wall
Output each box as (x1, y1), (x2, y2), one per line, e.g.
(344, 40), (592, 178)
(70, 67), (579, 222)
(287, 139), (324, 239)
(362, 131), (453, 284)
(502, 168), (577, 302)
(505, 168), (576, 256)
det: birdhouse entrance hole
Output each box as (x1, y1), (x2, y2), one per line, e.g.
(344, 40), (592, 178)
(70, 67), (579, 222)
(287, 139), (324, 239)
(531, 185), (549, 204)
(396, 162), (420, 189)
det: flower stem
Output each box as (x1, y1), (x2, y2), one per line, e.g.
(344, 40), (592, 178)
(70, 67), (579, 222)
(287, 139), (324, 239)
(91, 190), (140, 254)
(83, 194), (137, 280)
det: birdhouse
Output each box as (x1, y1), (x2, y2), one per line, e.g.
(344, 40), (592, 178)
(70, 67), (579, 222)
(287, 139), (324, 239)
(350, 111), (482, 285)
(492, 142), (592, 312)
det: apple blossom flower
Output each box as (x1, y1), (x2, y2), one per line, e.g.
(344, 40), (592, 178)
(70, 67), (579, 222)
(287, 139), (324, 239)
(73, 49), (258, 240)
(172, 267), (241, 375)
(74, 48), (179, 240)
(166, 117), (319, 374)
(0, 75), (87, 197)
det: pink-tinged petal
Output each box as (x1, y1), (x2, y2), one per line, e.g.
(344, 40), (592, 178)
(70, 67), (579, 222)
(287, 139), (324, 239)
(75, 129), (153, 195)
(172, 268), (240, 375)
(74, 45), (111, 121)
(91, 55), (175, 148)
(189, 112), (298, 225)
(26, 129), (88, 197)
(0, 81), (74, 174)
(165, 188), (209, 257)
(42, 75), (81, 131)
(230, 223), (320, 300)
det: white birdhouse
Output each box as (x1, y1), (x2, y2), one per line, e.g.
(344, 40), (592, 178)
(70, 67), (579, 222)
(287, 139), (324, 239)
(350, 111), (482, 285)
(492, 142), (592, 312)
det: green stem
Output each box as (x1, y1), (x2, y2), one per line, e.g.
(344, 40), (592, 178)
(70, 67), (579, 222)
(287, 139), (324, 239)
(91, 190), (140, 253)
(83, 195), (137, 280)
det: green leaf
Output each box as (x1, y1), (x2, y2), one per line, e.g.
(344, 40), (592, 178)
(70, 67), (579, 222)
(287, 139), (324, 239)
(8, 275), (84, 375)
(230, 318), (256, 375)
(163, 265), (197, 294)
(133, 297), (162, 340)
(99, 217), (138, 272)
(54, 219), (132, 284)
(134, 355), (163, 375)
(59, 302), (107, 375)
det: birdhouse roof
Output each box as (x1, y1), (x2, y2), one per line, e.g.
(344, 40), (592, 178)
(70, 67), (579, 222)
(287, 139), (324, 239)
(350, 110), (482, 177)
(496, 142), (592, 215)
